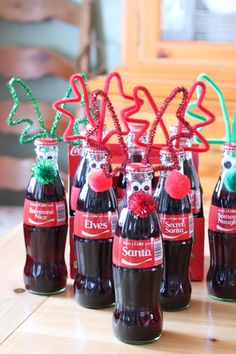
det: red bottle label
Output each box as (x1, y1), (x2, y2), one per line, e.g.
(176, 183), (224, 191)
(74, 211), (118, 239)
(24, 199), (67, 227)
(70, 185), (80, 211)
(209, 205), (236, 234)
(113, 235), (163, 269)
(116, 187), (126, 202)
(190, 189), (201, 215)
(159, 213), (193, 241)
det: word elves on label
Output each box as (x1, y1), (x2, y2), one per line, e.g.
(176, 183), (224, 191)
(84, 219), (107, 229)
(74, 211), (118, 239)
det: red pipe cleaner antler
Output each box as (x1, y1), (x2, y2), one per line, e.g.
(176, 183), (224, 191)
(52, 73), (98, 145)
(145, 86), (193, 172)
(100, 71), (144, 144)
(53, 73), (130, 177)
(120, 85), (192, 172)
(122, 82), (215, 162)
(121, 85), (169, 149)
(90, 89), (129, 176)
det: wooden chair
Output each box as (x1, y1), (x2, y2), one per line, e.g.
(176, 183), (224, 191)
(0, 0), (92, 204)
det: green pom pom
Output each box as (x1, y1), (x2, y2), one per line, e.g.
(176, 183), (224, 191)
(224, 170), (236, 192)
(32, 159), (57, 185)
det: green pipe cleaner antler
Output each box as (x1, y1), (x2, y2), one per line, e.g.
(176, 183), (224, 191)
(186, 73), (233, 144)
(7, 74), (90, 145)
(7, 78), (48, 144)
(231, 105), (236, 143)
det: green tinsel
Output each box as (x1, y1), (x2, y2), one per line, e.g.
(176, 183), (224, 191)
(32, 159), (57, 185)
(7, 74), (89, 144)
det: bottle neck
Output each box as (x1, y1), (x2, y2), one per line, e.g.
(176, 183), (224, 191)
(159, 150), (185, 177)
(126, 131), (147, 148)
(172, 136), (193, 161)
(35, 143), (59, 169)
(85, 148), (108, 172)
(221, 143), (236, 177)
(169, 125), (193, 150)
(126, 169), (153, 198)
(128, 146), (145, 162)
(185, 150), (193, 161)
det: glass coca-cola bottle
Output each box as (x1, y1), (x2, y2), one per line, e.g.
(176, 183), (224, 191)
(155, 148), (193, 311)
(70, 139), (88, 215)
(170, 125), (203, 218)
(23, 138), (68, 294)
(116, 123), (147, 204)
(74, 148), (118, 308)
(207, 143), (236, 300)
(70, 125), (107, 215)
(113, 163), (163, 344)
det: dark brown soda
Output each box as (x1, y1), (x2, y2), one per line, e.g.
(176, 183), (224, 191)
(183, 157), (203, 218)
(207, 176), (236, 300)
(157, 188), (192, 311)
(24, 173), (68, 294)
(74, 183), (117, 308)
(113, 212), (163, 344)
(70, 154), (87, 215)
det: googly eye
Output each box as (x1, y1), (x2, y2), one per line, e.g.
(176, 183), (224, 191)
(99, 162), (105, 169)
(89, 161), (98, 170)
(46, 152), (54, 160)
(131, 181), (141, 192)
(141, 182), (150, 192)
(222, 157), (233, 169)
(224, 161), (232, 169)
(38, 153), (44, 160)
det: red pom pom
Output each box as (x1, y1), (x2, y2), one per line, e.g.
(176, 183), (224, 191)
(87, 169), (112, 192)
(128, 191), (156, 218)
(165, 170), (190, 199)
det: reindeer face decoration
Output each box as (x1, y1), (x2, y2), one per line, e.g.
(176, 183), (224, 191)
(120, 81), (215, 199)
(52, 72), (140, 193)
(6, 76), (88, 184)
(187, 73), (236, 192)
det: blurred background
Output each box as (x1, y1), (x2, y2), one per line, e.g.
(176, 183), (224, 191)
(0, 0), (236, 234)
(0, 0), (122, 233)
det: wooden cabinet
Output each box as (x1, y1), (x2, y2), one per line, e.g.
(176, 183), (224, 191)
(120, 0), (236, 104)
(89, 0), (236, 199)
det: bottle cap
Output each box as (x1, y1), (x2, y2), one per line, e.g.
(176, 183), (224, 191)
(160, 147), (185, 154)
(169, 124), (190, 135)
(222, 143), (236, 152)
(34, 138), (58, 146)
